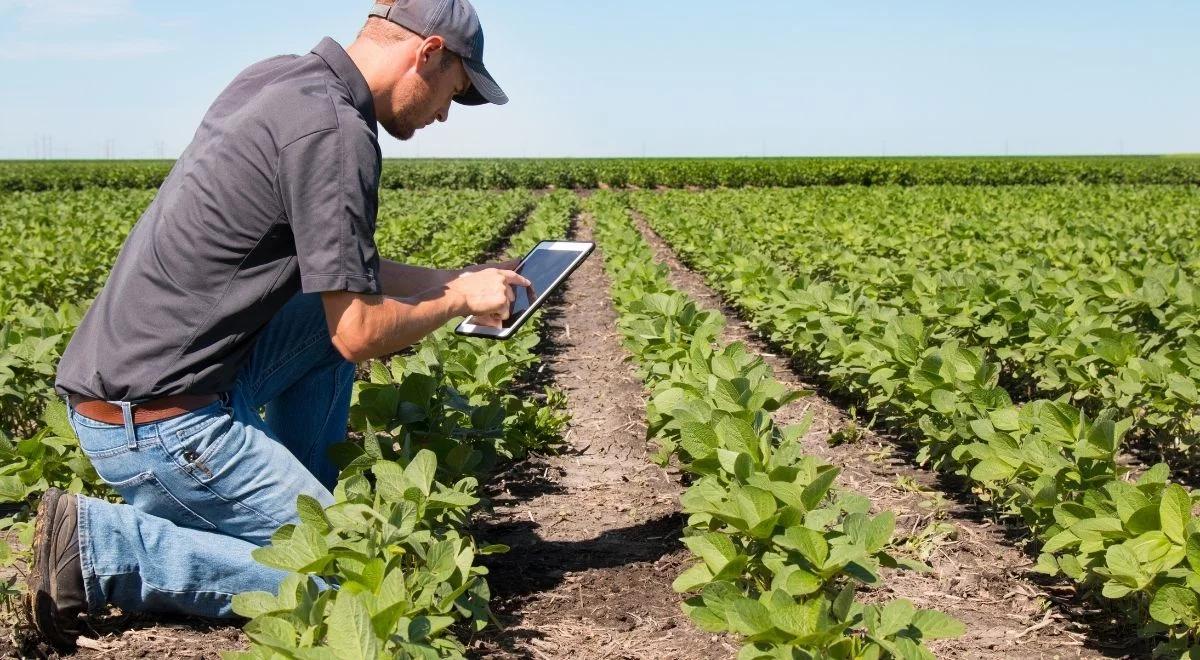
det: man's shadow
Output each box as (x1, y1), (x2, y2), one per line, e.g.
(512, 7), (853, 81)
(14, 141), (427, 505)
(476, 512), (684, 588)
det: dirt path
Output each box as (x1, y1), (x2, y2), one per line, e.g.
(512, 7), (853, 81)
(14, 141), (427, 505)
(628, 209), (1134, 659)
(469, 213), (736, 659)
(0, 607), (244, 659)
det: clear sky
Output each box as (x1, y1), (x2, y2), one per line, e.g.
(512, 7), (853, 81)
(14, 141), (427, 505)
(2, 0), (1197, 159)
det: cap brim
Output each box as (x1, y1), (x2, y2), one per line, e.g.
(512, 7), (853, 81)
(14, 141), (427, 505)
(454, 57), (508, 106)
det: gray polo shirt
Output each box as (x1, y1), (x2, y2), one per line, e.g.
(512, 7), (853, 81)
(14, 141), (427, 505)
(55, 37), (382, 403)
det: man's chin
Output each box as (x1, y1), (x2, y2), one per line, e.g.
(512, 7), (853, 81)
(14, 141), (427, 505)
(383, 122), (416, 141)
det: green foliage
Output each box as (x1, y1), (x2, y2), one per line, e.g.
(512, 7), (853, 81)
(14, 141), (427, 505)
(0, 188), (536, 441)
(633, 186), (1200, 448)
(0, 189), (153, 438)
(397, 189), (536, 268)
(225, 452), (490, 659)
(0, 398), (113, 604)
(373, 189), (527, 261)
(0, 183), (573, 654)
(589, 191), (959, 658)
(0, 398), (106, 503)
(229, 190), (576, 657)
(630, 187), (1200, 653)
(2, 156), (1198, 191)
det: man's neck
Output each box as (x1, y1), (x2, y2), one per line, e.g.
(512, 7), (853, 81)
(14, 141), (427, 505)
(346, 39), (399, 118)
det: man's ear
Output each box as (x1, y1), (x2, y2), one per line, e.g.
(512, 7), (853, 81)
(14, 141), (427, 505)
(416, 35), (446, 69)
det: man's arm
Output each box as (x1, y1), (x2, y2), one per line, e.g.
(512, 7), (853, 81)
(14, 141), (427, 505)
(378, 258), (519, 298)
(378, 260), (456, 298)
(322, 266), (531, 362)
(321, 289), (459, 362)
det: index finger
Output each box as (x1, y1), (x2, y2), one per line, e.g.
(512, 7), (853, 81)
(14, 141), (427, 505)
(499, 270), (533, 288)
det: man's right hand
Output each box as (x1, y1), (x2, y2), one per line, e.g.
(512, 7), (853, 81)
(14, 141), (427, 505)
(446, 268), (533, 328)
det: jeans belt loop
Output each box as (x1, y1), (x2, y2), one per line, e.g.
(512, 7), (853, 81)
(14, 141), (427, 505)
(113, 400), (137, 450)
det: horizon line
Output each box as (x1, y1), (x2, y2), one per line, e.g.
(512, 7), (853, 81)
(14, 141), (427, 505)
(2, 153), (1197, 163)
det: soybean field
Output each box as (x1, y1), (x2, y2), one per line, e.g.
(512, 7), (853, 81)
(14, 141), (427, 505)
(1, 157), (1199, 659)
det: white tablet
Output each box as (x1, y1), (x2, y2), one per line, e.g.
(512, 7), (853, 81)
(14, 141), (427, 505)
(455, 240), (595, 340)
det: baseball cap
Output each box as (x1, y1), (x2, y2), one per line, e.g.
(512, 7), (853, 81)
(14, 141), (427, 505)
(367, 0), (508, 106)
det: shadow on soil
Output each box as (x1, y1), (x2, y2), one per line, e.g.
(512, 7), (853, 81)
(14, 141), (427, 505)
(467, 513), (689, 657)
(475, 512), (685, 598)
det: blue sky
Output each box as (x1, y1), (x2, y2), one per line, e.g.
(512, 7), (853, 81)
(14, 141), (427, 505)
(1, 1), (1197, 159)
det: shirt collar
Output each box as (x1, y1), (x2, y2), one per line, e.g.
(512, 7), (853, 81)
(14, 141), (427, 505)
(311, 37), (377, 128)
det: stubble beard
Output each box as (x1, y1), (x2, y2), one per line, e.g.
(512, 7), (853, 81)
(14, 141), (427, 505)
(390, 121), (416, 141)
(383, 81), (422, 141)
(384, 111), (418, 141)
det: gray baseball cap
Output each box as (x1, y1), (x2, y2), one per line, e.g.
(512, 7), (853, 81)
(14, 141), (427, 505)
(367, 0), (508, 106)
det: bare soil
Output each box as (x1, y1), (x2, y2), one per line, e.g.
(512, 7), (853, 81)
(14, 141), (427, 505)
(628, 209), (1139, 659)
(468, 213), (736, 659)
(0, 605), (244, 659)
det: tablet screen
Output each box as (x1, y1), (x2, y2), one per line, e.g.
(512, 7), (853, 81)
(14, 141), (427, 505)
(503, 247), (580, 328)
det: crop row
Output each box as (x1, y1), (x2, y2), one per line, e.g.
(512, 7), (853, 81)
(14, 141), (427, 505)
(2, 156), (1198, 192)
(631, 187), (1200, 454)
(628, 192), (1200, 655)
(587, 191), (962, 660)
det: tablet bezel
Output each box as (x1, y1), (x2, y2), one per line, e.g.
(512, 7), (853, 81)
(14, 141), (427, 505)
(454, 240), (594, 339)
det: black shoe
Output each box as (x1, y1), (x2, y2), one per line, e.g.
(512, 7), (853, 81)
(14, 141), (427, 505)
(25, 488), (87, 649)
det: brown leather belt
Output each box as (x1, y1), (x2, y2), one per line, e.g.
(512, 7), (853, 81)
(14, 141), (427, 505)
(68, 393), (220, 426)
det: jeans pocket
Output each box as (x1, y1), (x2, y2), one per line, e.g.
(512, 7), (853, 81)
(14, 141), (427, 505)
(163, 406), (236, 483)
(106, 471), (218, 532)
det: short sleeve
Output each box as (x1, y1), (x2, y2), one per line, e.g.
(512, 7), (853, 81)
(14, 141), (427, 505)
(276, 125), (382, 295)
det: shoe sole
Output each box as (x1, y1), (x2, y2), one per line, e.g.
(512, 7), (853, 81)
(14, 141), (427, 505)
(24, 489), (76, 649)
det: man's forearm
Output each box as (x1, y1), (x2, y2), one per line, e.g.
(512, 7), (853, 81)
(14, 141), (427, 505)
(326, 286), (464, 362)
(326, 261), (526, 362)
(378, 259), (458, 298)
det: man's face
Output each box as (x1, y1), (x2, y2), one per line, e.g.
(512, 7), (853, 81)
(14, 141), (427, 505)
(381, 45), (471, 141)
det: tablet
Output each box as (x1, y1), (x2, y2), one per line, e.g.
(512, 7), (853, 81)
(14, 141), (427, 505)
(455, 240), (595, 339)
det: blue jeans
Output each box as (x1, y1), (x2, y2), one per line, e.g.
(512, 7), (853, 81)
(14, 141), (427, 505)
(64, 292), (355, 618)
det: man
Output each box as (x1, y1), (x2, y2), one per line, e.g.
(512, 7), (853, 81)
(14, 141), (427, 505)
(28, 0), (529, 648)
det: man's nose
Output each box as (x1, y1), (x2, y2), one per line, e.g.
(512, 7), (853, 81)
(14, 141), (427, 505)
(437, 105), (450, 123)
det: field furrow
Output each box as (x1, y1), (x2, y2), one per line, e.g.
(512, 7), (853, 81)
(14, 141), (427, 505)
(629, 187), (1200, 656)
(471, 211), (735, 659)
(629, 206), (1122, 657)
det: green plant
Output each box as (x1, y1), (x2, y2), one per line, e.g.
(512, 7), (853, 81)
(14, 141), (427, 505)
(589, 191), (961, 658)
(230, 190), (577, 656)
(227, 450), (494, 659)
(829, 421), (866, 447)
(630, 185), (1200, 653)
(0, 399), (112, 617)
